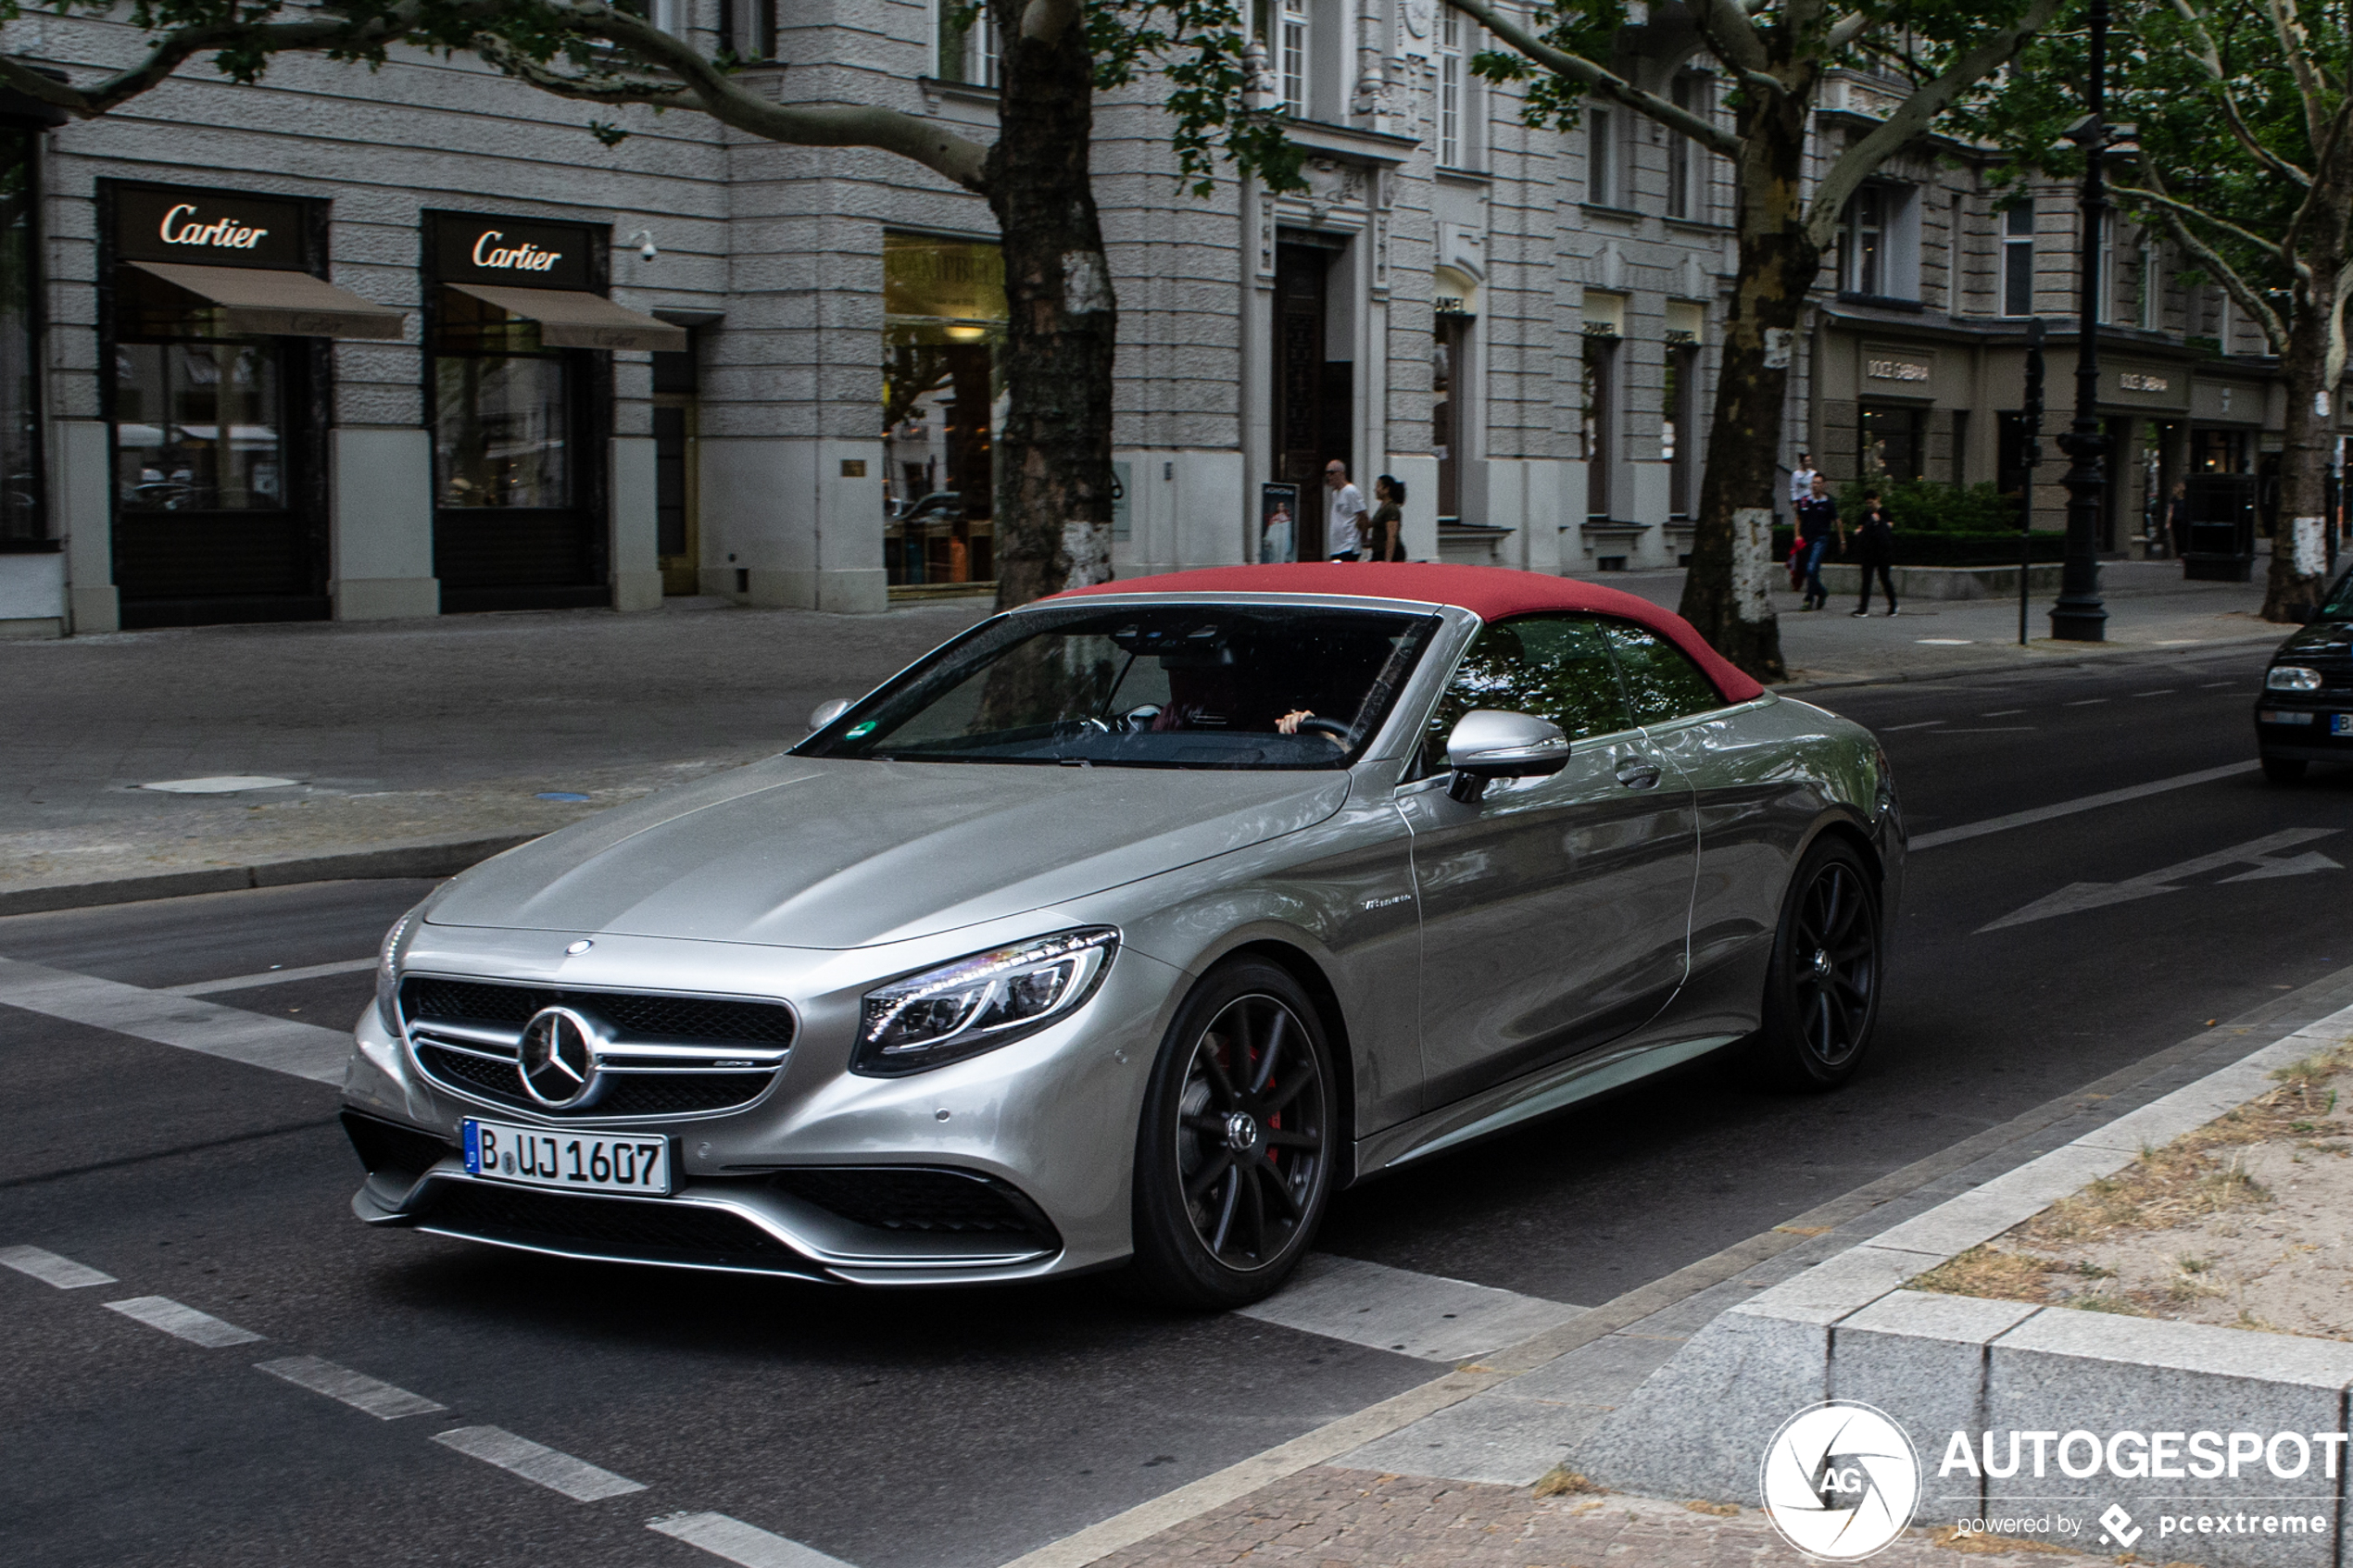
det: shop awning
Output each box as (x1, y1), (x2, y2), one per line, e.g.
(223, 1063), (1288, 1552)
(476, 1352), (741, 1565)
(445, 282), (688, 352)
(126, 260), (408, 340)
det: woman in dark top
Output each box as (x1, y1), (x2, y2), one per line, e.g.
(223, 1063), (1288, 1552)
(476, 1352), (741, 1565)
(1369, 475), (1407, 561)
(1851, 487), (1898, 617)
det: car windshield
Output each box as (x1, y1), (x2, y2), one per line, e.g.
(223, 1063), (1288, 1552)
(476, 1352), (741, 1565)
(2320, 565), (2353, 621)
(799, 602), (1441, 769)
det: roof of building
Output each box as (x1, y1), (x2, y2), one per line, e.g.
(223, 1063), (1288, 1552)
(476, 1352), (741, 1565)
(1050, 562), (1768, 705)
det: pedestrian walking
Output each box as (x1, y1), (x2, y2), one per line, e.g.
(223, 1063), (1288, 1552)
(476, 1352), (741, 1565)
(2165, 479), (2191, 559)
(1789, 450), (1818, 509)
(1849, 487), (1898, 617)
(1794, 473), (1843, 611)
(1324, 461), (1368, 560)
(1368, 475), (1407, 561)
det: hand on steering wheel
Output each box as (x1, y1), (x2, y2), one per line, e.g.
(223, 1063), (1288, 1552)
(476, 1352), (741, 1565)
(1277, 710), (1350, 740)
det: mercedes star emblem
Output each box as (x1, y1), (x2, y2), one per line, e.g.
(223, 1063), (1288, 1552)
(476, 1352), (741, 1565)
(518, 1006), (602, 1108)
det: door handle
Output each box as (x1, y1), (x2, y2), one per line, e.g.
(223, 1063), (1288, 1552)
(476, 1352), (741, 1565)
(1616, 762), (1662, 791)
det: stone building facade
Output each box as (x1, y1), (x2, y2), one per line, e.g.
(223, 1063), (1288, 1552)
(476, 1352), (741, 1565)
(0, 6), (2333, 639)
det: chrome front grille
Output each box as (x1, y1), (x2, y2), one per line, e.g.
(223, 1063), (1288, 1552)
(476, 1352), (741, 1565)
(400, 975), (793, 1120)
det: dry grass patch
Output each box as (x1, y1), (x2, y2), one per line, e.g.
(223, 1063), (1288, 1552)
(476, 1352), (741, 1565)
(1925, 1524), (2078, 1554)
(1908, 1044), (2353, 1332)
(1531, 1468), (1606, 1498)
(1682, 1499), (1739, 1516)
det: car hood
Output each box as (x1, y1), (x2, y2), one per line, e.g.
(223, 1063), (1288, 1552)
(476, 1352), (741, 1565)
(425, 756), (1353, 948)
(2275, 620), (2353, 660)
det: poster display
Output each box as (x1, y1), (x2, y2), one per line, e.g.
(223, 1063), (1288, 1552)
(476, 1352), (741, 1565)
(1259, 482), (1299, 563)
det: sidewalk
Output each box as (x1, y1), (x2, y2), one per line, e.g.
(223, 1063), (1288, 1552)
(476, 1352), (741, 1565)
(0, 564), (2285, 909)
(1086, 1467), (2120, 1566)
(1579, 558), (2281, 688)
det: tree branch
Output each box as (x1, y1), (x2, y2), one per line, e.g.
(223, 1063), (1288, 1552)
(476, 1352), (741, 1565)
(2130, 171), (2288, 349)
(1018, 0), (1083, 45)
(0, 4), (422, 117)
(2114, 182), (2290, 263)
(1680, 0), (1770, 77)
(1442, 0), (1744, 157)
(2261, 0), (2329, 154)
(1806, 0), (2062, 245)
(2167, 0), (2311, 185)
(490, 1), (992, 192)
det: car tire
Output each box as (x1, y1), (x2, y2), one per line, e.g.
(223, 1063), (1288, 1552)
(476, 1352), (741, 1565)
(1745, 836), (1883, 1092)
(1126, 959), (1337, 1309)
(2261, 756), (2309, 784)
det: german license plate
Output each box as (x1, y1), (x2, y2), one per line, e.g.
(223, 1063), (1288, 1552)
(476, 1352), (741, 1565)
(2333, 714), (2353, 736)
(462, 1118), (672, 1197)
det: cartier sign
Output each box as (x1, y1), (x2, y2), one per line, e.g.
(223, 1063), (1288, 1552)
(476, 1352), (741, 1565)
(113, 185), (307, 270)
(433, 212), (594, 291)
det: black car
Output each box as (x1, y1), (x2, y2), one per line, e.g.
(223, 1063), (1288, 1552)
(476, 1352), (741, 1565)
(2256, 563), (2353, 782)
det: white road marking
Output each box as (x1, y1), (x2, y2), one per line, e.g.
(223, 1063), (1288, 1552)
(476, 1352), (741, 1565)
(1916, 637), (1974, 645)
(0, 1245), (117, 1289)
(1881, 721), (1944, 732)
(2199, 680), (2236, 688)
(1980, 828), (2343, 932)
(1938, 727), (2034, 734)
(1982, 709), (2026, 716)
(135, 776), (299, 795)
(256, 1355), (445, 1420)
(1909, 760), (2259, 852)
(0, 956), (349, 1084)
(2135, 689), (2175, 697)
(1234, 1253), (1582, 1362)
(2063, 698), (2109, 707)
(648, 1512), (858, 1568)
(432, 1425), (648, 1501)
(104, 1296), (265, 1348)
(163, 959), (376, 997)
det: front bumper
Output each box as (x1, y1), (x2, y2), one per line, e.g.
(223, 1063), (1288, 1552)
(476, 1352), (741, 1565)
(339, 921), (1180, 1285)
(2255, 697), (2353, 761)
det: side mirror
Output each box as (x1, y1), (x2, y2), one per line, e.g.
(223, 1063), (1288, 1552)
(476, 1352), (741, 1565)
(808, 697), (852, 734)
(1444, 709), (1569, 802)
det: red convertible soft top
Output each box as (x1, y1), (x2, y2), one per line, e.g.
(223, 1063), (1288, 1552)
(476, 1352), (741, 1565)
(1052, 562), (1767, 705)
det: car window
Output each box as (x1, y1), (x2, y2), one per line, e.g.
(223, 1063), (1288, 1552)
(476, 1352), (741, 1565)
(1418, 614), (1634, 775)
(799, 603), (1440, 770)
(2320, 564), (2353, 621)
(1602, 621), (1725, 725)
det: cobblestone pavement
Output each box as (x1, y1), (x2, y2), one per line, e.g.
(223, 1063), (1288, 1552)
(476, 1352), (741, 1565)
(1090, 1466), (2165, 1567)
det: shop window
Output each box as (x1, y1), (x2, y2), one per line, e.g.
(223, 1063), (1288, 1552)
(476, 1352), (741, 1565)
(884, 233), (1006, 587)
(115, 338), (285, 513)
(1580, 330), (1617, 519)
(1664, 343), (1698, 518)
(1859, 405), (1925, 483)
(0, 129), (41, 550)
(2001, 200), (2035, 317)
(433, 288), (571, 510)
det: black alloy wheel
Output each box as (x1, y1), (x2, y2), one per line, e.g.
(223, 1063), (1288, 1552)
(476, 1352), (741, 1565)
(1129, 959), (1334, 1308)
(1748, 837), (1882, 1090)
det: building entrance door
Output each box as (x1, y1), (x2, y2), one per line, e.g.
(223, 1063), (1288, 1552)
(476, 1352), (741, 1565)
(653, 397), (698, 595)
(1274, 238), (1349, 558)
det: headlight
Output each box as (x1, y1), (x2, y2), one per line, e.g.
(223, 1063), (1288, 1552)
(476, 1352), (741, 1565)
(2267, 665), (2323, 692)
(375, 908), (420, 1035)
(855, 927), (1118, 1076)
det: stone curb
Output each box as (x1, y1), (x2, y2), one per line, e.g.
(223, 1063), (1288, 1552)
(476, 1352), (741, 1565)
(1773, 628), (2285, 695)
(0, 834), (539, 918)
(1577, 999), (2353, 1568)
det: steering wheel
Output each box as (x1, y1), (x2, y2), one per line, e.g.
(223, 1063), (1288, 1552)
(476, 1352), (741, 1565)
(1295, 717), (1352, 740)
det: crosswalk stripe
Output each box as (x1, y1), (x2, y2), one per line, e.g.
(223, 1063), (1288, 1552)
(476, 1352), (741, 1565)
(433, 1425), (648, 1501)
(105, 1296), (265, 1347)
(0, 1244), (117, 1289)
(0, 955), (349, 1083)
(1235, 1254), (1583, 1362)
(649, 1512), (859, 1568)
(256, 1355), (446, 1419)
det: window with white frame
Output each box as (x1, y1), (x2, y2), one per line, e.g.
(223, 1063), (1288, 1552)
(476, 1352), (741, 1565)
(2136, 237), (2159, 330)
(647, 0), (687, 37)
(2001, 199), (2035, 317)
(1279, 0), (1308, 117)
(1667, 76), (1706, 220)
(1587, 106), (1618, 207)
(1437, 10), (1466, 167)
(2096, 209), (2117, 323)
(1838, 183), (1917, 299)
(938, 1), (1000, 84)
(722, 0), (776, 59)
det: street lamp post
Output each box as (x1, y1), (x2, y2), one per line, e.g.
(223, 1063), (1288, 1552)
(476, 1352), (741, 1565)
(2050, 0), (2112, 641)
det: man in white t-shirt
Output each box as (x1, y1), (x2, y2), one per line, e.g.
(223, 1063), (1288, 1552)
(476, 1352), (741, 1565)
(1325, 461), (1368, 560)
(1789, 450), (1818, 508)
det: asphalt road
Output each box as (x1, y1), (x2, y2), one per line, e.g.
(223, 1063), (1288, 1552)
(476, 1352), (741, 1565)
(6, 637), (2349, 1568)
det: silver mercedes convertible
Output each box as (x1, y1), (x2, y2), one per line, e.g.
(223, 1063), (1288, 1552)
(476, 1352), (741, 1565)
(341, 563), (1903, 1306)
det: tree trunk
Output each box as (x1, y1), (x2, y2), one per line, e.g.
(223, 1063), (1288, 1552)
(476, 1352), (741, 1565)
(1676, 92), (1818, 683)
(986, 0), (1117, 610)
(2263, 163), (2347, 623)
